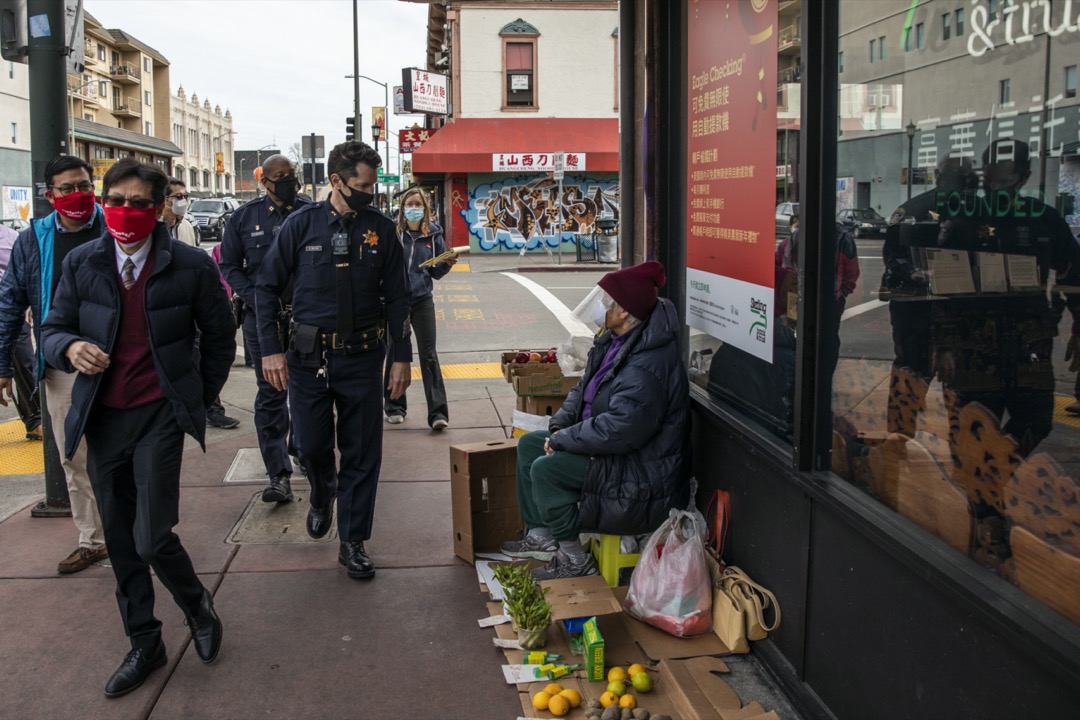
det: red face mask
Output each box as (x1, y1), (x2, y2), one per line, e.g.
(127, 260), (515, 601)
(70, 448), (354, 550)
(51, 191), (96, 223)
(103, 205), (158, 245)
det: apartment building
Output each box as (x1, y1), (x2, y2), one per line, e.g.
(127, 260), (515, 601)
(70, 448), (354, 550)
(170, 87), (235, 196)
(0, 59), (31, 222)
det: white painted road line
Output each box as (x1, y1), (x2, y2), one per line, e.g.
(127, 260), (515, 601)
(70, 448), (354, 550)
(502, 272), (594, 337)
(841, 299), (888, 321)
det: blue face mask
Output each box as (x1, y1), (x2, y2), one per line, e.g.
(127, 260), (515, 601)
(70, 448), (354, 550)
(404, 207), (424, 223)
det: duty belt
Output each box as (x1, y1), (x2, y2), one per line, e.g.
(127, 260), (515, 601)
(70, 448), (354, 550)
(320, 325), (384, 352)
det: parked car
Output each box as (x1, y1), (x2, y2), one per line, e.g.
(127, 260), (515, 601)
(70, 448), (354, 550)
(188, 198), (236, 242)
(776, 202), (799, 237)
(837, 207), (888, 238)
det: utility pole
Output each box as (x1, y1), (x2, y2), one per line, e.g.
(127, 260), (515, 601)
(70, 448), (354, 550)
(27, 0), (73, 515)
(352, 0), (361, 143)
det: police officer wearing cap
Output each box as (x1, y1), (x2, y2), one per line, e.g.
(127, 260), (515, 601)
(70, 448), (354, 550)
(255, 140), (411, 580)
(219, 156), (308, 504)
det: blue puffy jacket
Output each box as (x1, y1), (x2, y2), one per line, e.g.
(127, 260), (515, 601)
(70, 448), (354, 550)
(401, 222), (451, 299)
(548, 297), (692, 535)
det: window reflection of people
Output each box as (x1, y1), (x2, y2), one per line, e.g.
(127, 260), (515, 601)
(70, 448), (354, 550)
(929, 139), (1080, 457)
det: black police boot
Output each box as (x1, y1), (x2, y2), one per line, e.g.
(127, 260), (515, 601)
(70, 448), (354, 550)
(185, 590), (223, 664)
(338, 541), (375, 579)
(104, 641), (166, 698)
(261, 475), (293, 503)
(306, 500), (334, 539)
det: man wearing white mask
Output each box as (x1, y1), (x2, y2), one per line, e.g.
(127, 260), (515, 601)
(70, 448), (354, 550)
(162, 178), (197, 247)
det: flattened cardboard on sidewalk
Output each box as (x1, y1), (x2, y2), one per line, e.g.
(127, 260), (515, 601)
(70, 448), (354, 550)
(613, 586), (732, 660)
(540, 575), (623, 620)
(450, 439), (523, 564)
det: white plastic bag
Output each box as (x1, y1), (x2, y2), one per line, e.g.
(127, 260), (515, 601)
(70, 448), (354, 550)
(624, 508), (713, 637)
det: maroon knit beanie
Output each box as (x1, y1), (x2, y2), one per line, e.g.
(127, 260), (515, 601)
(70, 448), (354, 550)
(597, 261), (667, 320)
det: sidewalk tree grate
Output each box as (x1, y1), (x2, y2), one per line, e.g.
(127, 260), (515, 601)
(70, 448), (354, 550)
(226, 491), (337, 544)
(0, 420), (44, 476)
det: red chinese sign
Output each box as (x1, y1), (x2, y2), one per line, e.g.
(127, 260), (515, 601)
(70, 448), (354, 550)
(402, 68), (449, 115)
(492, 153), (585, 172)
(400, 126), (439, 153)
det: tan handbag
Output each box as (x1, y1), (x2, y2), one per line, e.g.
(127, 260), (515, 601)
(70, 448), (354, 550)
(706, 554), (749, 653)
(720, 565), (781, 641)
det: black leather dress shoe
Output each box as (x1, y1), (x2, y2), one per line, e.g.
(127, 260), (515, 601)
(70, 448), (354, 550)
(104, 641), (166, 698)
(186, 590), (223, 663)
(261, 474), (293, 503)
(307, 501), (334, 539)
(338, 541), (375, 579)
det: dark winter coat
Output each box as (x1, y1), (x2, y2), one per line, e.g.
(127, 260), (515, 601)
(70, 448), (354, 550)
(41, 224), (236, 459)
(401, 222), (451, 299)
(548, 297), (691, 535)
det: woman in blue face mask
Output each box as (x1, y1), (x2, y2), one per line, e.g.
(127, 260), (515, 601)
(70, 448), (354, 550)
(384, 187), (457, 430)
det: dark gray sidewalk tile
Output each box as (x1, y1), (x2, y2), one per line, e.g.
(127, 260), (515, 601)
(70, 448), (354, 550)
(379, 426), (507, 482)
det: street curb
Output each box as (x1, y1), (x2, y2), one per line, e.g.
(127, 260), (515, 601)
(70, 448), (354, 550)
(516, 264), (619, 273)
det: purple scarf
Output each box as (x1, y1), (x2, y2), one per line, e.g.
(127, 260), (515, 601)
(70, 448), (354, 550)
(581, 325), (639, 420)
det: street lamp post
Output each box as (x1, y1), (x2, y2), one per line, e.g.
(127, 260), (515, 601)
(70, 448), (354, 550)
(238, 158), (246, 198)
(212, 129), (236, 195)
(255, 144), (276, 195)
(67, 78), (97, 155)
(372, 121), (383, 211)
(906, 120), (917, 201)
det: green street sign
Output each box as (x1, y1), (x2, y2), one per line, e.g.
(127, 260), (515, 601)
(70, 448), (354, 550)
(377, 174), (400, 183)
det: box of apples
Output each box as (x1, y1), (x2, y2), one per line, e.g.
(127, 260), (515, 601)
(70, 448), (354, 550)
(501, 347), (562, 383)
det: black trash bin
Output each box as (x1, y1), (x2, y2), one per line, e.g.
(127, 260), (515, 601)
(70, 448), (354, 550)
(595, 217), (618, 263)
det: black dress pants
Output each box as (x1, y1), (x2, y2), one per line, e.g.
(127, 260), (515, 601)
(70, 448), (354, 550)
(243, 309), (296, 478)
(85, 399), (204, 649)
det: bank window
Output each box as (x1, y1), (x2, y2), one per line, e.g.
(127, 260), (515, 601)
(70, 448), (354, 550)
(828, 0), (1080, 632)
(916, 23), (925, 49)
(870, 39), (876, 63)
(943, 13), (951, 40)
(878, 35), (886, 60)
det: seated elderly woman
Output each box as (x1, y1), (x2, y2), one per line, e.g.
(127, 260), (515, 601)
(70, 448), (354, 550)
(502, 261), (692, 579)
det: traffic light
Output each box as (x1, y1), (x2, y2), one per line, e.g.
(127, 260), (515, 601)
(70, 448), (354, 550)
(345, 115), (356, 141)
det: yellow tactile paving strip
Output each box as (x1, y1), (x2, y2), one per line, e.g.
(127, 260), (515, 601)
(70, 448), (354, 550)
(1052, 395), (1080, 429)
(0, 420), (44, 475)
(449, 262), (471, 273)
(411, 362), (502, 381)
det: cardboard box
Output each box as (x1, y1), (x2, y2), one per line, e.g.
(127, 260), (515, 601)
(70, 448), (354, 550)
(449, 439), (523, 564)
(583, 617), (605, 682)
(515, 394), (567, 417)
(501, 352), (563, 383)
(513, 373), (578, 398)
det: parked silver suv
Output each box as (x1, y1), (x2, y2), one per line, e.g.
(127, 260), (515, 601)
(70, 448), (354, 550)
(188, 198), (238, 242)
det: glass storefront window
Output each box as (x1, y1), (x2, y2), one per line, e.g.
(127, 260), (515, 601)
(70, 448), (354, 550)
(830, 0), (1080, 628)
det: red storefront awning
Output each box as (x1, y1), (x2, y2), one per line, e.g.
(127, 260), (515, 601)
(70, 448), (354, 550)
(411, 118), (619, 174)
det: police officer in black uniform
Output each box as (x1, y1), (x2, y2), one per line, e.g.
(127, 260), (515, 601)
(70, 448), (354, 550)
(219, 155), (307, 503)
(255, 140), (411, 580)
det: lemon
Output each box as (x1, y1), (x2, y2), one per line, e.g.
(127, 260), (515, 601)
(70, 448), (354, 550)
(599, 691), (619, 708)
(606, 679), (627, 697)
(627, 663), (647, 677)
(631, 671), (654, 693)
(558, 689), (583, 708)
(619, 693), (638, 710)
(531, 691), (552, 710)
(544, 683), (564, 696)
(607, 666), (627, 683)
(548, 694), (571, 717)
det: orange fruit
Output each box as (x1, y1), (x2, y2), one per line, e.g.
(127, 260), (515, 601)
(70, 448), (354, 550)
(547, 694), (571, 717)
(543, 683), (564, 696)
(607, 666), (627, 683)
(619, 693), (638, 709)
(599, 691), (619, 708)
(558, 689), (583, 708)
(627, 663), (647, 677)
(531, 691), (552, 710)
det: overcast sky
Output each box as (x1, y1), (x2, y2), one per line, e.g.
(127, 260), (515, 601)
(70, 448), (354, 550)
(87, 0), (430, 175)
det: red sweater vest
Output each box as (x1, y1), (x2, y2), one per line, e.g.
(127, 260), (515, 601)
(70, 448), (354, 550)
(98, 253), (166, 409)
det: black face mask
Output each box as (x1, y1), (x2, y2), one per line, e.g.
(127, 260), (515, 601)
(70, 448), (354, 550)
(269, 175), (299, 205)
(339, 184), (374, 214)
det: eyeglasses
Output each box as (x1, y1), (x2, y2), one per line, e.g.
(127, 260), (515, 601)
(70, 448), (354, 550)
(103, 195), (155, 210)
(168, 192), (190, 201)
(50, 182), (94, 196)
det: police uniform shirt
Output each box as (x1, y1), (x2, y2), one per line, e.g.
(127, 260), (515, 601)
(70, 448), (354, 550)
(219, 196), (310, 309)
(254, 200), (412, 361)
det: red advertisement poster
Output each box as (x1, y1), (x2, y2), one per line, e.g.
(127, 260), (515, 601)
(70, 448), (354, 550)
(685, 0), (777, 362)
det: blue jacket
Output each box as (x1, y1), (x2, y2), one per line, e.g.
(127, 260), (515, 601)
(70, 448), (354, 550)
(0, 206), (104, 379)
(400, 222), (451, 299)
(41, 224), (236, 459)
(548, 298), (692, 535)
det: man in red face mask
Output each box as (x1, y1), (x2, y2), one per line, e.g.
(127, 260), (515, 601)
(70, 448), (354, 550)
(0, 154), (108, 575)
(40, 158), (236, 698)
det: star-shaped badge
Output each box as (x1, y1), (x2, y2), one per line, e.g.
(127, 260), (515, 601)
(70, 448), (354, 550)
(364, 230), (379, 247)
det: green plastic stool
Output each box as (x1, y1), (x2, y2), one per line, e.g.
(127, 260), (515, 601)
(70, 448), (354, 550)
(589, 534), (640, 587)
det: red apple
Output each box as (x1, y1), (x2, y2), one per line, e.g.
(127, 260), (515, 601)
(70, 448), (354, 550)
(514, 352), (531, 364)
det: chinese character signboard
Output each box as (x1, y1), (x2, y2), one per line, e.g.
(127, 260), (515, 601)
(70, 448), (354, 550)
(402, 68), (449, 115)
(491, 153), (586, 173)
(685, 0), (777, 362)
(400, 125), (438, 153)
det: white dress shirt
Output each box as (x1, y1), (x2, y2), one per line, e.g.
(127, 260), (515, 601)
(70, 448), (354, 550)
(114, 237), (153, 282)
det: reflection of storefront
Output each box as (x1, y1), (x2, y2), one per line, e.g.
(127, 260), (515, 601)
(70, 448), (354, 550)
(626, 1), (1080, 716)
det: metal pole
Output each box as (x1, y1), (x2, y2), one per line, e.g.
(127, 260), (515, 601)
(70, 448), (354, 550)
(309, 132), (316, 197)
(907, 131), (914, 201)
(353, 0), (361, 146)
(27, 0), (73, 514)
(557, 177), (563, 265)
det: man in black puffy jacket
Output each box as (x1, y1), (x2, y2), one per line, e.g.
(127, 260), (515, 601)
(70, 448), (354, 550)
(502, 261), (691, 579)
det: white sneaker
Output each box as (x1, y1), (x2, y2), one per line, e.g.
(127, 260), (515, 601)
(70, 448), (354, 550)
(431, 418), (449, 431)
(387, 414), (405, 425)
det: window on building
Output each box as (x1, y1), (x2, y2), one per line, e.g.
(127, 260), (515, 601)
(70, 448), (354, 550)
(956, 8), (966, 34)
(838, 51), (844, 73)
(1067, 65), (1077, 99)
(989, 0), (999, 16)
(203, 170), (210, 188)
(84, 113), (93, 121)
(943, 12), (951, 39)
(1000, 78), (1011, 105)
(143, 57), (150, 73)
(189, 168), (198, 188)
(7, 61), (12, 79)
(879, 35), (886, 60)
(10, 122), (15, 144)
(144, 90), (151, 106)
(97, 44), (105, 61)
(145, 121), (152, 135)
(916, 23), (925, 49)
(870, 38), (876, 63)
(904, 30), (911, 52)
(111, 50), (119, 67)
(500, 19), (539, 110)
(98, 80), (107, 97)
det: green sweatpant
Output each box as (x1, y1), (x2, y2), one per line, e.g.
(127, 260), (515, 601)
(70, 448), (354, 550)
(515, 430), (590, 541)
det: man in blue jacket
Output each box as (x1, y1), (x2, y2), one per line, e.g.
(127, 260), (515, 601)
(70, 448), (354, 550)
(41, 159), (235, 697)
(0, 155), (108, 574)
(502, 261), (692, 579)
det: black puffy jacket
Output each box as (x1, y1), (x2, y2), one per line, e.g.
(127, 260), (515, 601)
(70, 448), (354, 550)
(548, 298), (691, 535)
(41, 224), (236, 459)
